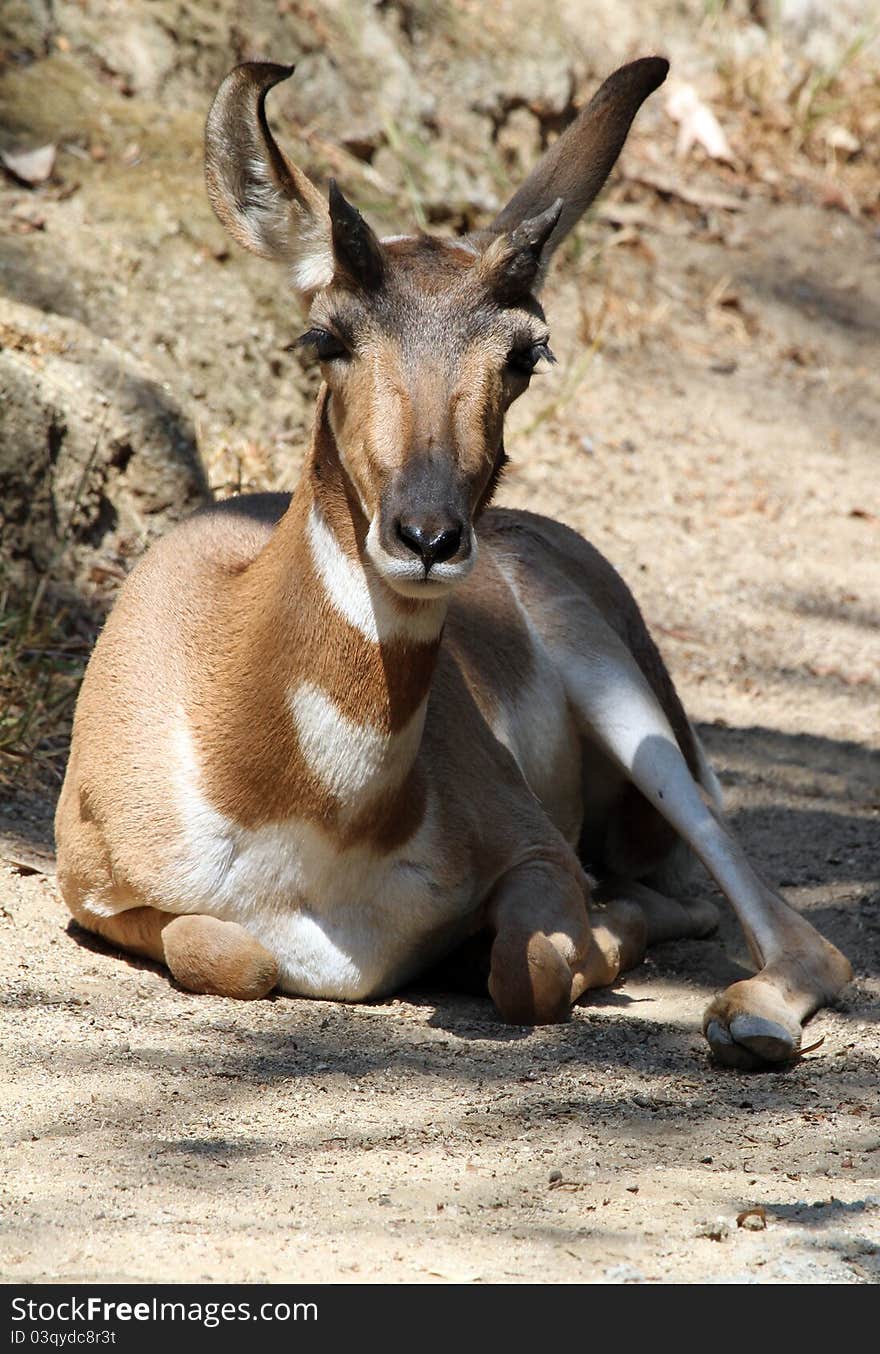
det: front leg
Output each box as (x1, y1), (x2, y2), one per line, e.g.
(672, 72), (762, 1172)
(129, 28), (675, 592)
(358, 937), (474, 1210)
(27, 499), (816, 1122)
(68, 899), (280, 1000)
(486, 853), (649, 1024)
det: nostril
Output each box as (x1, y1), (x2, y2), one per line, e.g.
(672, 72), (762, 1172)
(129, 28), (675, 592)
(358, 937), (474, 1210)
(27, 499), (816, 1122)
(396, 518), (426, 557)
(429, 524), (461, 565)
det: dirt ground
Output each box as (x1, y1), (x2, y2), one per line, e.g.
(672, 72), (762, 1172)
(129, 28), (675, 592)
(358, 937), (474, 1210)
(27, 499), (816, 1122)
(1, 1), (879, 1285)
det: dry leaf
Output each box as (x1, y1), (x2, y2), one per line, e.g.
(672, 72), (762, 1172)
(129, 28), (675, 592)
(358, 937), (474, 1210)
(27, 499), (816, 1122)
(626, 168), (744, 211)
(8, 211), (46, 234)
(798, 1036), (826, 1056)
(1, 143), (57, 186)
(665, 83), (736, 166)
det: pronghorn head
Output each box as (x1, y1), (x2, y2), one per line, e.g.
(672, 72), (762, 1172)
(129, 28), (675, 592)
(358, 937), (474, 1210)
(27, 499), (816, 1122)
(205, 58), (668, 598)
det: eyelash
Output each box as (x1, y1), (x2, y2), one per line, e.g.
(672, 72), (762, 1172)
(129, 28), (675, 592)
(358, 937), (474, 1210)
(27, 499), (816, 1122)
(506, 341), (556, 375)
(296, 328), (349, 361)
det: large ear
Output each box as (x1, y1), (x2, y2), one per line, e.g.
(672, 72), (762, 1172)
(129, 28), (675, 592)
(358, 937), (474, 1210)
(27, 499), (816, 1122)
(481, 56), (668, 285)
(204, 62), (334, 297)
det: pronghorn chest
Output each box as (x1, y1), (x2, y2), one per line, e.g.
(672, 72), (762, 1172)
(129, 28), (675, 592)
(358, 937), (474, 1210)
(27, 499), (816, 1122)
(486, 661), (583, 843)
(501, 710), (582, 838)
(165, 721), (477, 1000)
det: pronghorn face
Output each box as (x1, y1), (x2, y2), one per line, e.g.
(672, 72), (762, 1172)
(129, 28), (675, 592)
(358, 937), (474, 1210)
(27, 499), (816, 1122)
(299, 230), (555, 598)
(205, 58), (669, 596)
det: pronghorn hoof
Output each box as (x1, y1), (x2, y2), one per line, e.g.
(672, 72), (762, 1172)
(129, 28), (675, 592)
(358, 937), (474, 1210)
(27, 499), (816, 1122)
(704, 1016), (799, 1069)
(703, 978), (803, 1068)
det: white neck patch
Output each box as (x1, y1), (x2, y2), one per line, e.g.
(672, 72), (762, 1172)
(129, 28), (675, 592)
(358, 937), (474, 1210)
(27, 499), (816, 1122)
(288, 680), (426, 808)
(306, 504), (445, 645)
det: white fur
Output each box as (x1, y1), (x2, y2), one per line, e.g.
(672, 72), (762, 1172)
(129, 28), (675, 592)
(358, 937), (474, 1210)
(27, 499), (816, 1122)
(288, 681), (426, 808)
(365, 517), (478, 598)
(307, 506), (445, 643)
(559, 643), (784, 960)
(155, 719), (475, 999)
(378, 233), (479, 258)
(241, 156), (334, 290)
(291, 247), (334, 295)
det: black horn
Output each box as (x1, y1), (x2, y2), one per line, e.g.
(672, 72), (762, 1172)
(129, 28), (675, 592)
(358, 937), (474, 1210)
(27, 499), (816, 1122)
(328, 179), (385, 291)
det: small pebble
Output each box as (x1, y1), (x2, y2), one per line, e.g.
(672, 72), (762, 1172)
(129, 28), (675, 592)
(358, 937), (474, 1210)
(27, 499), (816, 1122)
(695, 1216), (730, 1242)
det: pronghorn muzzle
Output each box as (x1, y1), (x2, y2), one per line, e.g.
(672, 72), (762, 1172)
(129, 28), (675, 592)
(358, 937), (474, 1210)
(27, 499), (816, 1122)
(367, 454), (475, 593)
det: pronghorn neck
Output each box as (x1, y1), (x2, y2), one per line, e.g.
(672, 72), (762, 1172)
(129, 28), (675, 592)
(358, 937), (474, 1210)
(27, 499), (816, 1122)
(190, 391), (447, 844)
(303, 386), (450, 678)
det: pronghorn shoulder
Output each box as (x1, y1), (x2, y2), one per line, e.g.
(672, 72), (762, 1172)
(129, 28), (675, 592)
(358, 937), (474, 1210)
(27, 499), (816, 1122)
(180, 492), (292, 569)
(479, 506), (645, 640)
(479, 508), (699, 774)
(116, 492), (294, 615)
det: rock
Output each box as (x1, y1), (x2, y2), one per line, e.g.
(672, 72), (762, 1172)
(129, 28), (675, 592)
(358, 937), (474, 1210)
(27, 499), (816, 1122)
(0, 297), (208, 599)
(696, 1216), (730, 1241)
(603, 1262), (645, 1283)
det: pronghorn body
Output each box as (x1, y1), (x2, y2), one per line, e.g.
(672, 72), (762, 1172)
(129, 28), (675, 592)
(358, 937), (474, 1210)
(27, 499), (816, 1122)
(56, 58), (850, 1065)
(56, 404), (657, 1002)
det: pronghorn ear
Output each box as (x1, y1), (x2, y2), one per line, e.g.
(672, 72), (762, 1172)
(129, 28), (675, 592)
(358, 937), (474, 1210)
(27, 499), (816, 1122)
(482, 56), (669, 284)
(205, 62), (334, 298)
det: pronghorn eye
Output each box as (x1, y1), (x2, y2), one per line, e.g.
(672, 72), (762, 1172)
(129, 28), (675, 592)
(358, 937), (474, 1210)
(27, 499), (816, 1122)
(296, 328), (349, 361)
(506, 341), (556, 376)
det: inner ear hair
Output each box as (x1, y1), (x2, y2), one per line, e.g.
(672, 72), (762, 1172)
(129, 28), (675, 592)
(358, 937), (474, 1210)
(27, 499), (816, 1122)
(204, 62), (334, 295)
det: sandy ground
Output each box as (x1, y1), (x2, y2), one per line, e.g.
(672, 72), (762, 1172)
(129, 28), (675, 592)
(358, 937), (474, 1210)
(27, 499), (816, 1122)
(3, 187), (879, 1285)
(2, 3), (879, 1287)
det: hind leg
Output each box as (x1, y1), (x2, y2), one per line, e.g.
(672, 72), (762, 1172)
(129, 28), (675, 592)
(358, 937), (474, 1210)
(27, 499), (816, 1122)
(593, 878), (719, 944)
(591, 777), (720, 946)
(561, 637), (851, 1067)
(68, 901), (279, 1000)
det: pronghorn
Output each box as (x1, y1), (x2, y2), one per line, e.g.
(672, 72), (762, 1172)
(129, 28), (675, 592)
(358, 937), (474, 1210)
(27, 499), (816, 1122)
(55, 57), (851, 1068)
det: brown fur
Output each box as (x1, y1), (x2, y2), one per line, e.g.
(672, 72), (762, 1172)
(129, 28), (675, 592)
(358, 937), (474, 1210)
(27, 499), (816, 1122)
(187, 422), (439, 840)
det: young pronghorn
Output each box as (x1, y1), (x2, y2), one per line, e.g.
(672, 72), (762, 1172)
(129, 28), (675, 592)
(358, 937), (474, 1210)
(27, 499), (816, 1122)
(55, 57), (850, 1068)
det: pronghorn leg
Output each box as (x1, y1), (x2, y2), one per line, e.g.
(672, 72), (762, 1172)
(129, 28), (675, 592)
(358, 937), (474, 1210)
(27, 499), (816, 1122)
(486, 857), (649, 1024)
(161, 915), (280, 999)
(572, 883), (717, 1010)
(592, 878), (719, 945)
(69, 903), (279, 1000)
(562, 643), (852, 1067)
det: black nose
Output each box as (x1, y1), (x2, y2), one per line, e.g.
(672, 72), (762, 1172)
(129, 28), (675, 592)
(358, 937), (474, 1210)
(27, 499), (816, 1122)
(396, 515), (463, 571)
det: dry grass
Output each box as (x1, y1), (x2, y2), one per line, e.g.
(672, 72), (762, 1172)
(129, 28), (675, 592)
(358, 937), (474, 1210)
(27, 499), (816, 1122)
(707, 10), (880, 217)
(0, 568), (90, 798)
